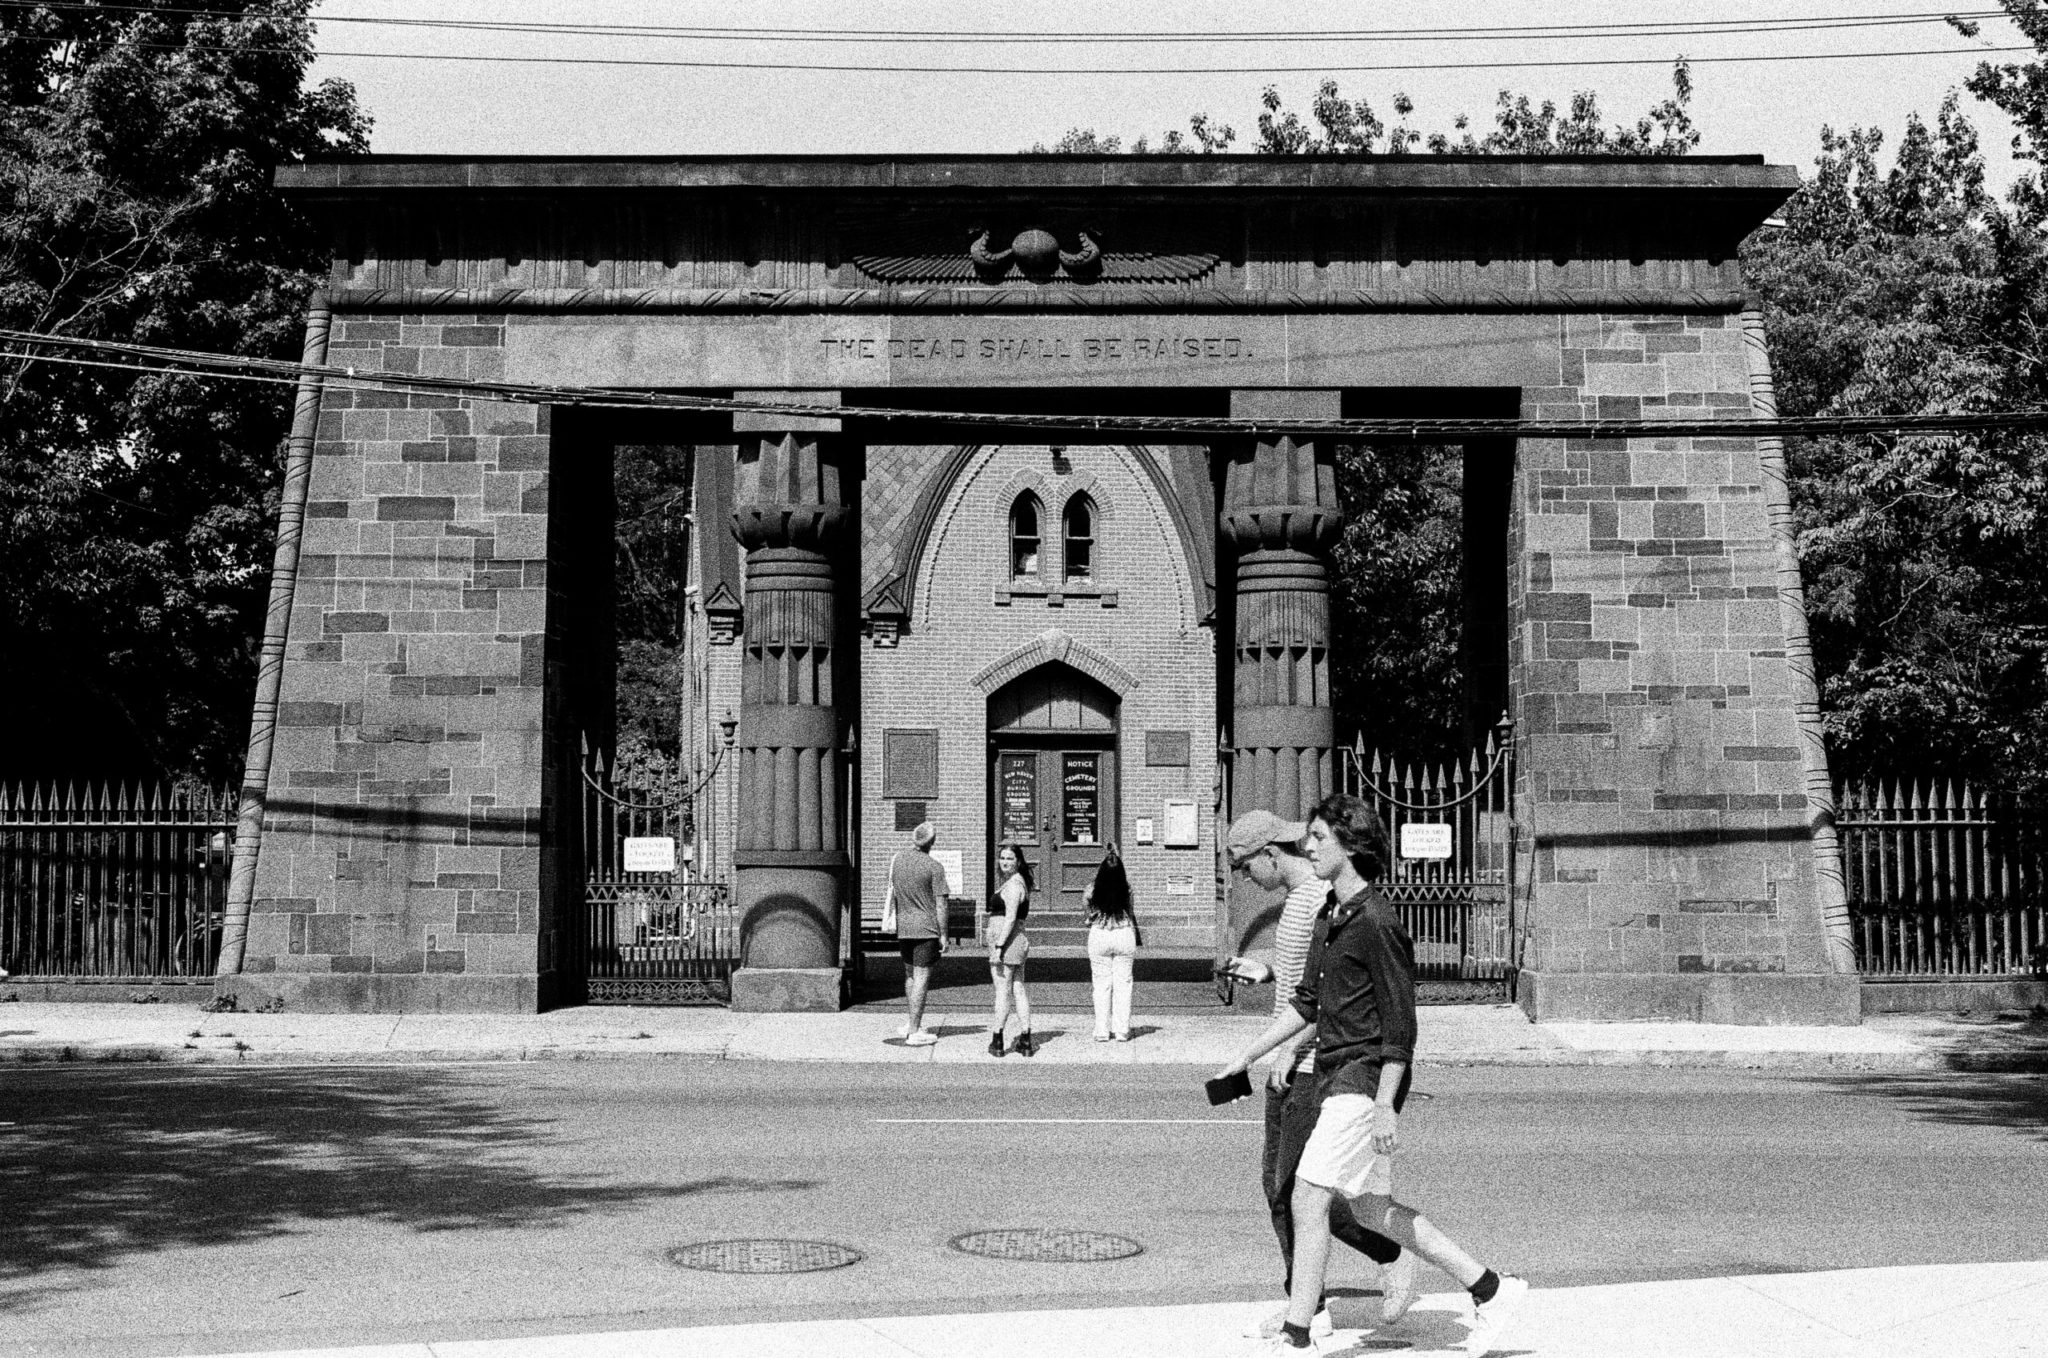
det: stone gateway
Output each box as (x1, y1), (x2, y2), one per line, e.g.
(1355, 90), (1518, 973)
(219, 155), (1859, 1025)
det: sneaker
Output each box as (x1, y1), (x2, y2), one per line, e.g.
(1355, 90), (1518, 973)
(1379, 1250), (1420, 1325)
(904, 1029), (938, 1047)
(1243, 1305), (1334, 1340)
(987, 1032), (1005, 1058)
(1464, 1275), (1529, 1356)
(1094, 1032), (1113, 1042)
(1112, 1031), (1132, 1042)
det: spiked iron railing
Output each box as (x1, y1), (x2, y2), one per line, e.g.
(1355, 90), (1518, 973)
(0, 781), (236, 981)
(1837, 778), (2048, 979)
(1338, 726), (1516, 983)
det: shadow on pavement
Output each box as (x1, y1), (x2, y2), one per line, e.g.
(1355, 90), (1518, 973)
(0, 1067), (815, 1306)
(1807, 1069), (2048, 1143)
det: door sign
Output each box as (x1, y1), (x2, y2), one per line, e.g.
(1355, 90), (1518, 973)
(998, 754), (1038, 843)
(1062, 754), (1100, 844)
(623, 837), (677, 873)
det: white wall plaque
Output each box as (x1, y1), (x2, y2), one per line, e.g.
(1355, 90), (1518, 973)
(1134, 817), (1155, 844)
(623, 837), (677, 873)
(1162, 800), (1199, 847)
(1399, 823), (1454, 861)
(1166, 874), (1196, 896)
(931, 849), (964, 896)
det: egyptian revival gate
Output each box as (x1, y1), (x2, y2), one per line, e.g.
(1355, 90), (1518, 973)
(218, 153), (1865, 1026)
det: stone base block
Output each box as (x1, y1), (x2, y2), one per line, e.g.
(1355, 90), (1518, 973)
(730, 966), (844, 1012)
(1861, 978), (2048, 1014)
(216, 971), (551, 1014)
(1518, 970), (1862, 1026)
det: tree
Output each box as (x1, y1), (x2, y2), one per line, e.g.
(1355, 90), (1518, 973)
(0, 1), (367, 783)
(1745, 91), (2048, 790)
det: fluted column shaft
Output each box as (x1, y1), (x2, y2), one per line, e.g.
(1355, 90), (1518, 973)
(1222, 392), (1346, 825)
(731, 394), (848, 987)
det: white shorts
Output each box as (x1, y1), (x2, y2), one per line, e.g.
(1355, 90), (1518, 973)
(1294, 1093), (1394, 1199)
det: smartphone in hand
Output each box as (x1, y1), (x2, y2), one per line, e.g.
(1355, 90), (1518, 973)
(1205, 1070), (1253, 1106)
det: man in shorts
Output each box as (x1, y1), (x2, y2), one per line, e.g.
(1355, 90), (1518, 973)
(1226, 810), (1414, 1340)
(1215, 795), (1527, 1357)
(891, 820), (951, 1046)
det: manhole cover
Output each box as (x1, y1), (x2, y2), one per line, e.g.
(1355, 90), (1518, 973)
(666, 1239), (862, 1273)
(949, 1228), (1143, 1262)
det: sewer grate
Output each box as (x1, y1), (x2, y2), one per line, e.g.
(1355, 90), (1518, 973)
(949, 1228), (1143, 1262)
(666, 1239), (863, 1274)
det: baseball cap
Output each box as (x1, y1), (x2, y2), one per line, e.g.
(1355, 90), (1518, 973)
(1225, 809), (1306, 866)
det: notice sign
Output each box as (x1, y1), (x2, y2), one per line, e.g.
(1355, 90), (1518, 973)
(1162, 800), (1199, 847)
(930, 849), (964, 897)
(1062, 754), (1100, 844)
(1399, 824), (1453, 861)
(623, 837), (677, 873)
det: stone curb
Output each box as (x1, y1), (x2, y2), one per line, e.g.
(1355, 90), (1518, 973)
(3, 1041), (2043, 1072)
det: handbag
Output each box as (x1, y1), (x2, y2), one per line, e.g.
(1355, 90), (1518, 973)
(880, 852), (900, 934)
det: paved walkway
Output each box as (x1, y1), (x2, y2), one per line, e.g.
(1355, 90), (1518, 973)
(180, 1261), (2048, 1358)
(2, 999), (2043, 1069)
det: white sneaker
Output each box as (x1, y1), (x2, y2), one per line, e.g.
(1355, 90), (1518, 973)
(1464, 1275), (1529, 1356)
(1242, 1305), (1333, 1340)
(904, 1029), (938, 1046)
(1379, 1250), (1421, 1324)
(1244, 1330), (1329, 1358)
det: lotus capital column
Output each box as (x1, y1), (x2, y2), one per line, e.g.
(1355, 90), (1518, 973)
(729, 390), (849, 1012)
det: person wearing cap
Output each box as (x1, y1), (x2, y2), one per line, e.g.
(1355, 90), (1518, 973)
(1217, 794), (1527, 1358)
(1226, 809), (1411, 1342)
(887, 821), (951, 1046)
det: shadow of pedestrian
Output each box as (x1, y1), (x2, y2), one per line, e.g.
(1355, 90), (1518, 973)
(0, 1066), (817, 1308)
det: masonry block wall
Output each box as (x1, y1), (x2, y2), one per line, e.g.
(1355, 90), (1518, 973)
(859, 443), (1218, 943)
(231, 312), (581, 1013)
(1512, 314), (1854, 1023)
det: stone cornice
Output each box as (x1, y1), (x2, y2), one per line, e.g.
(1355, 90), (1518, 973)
(315, 285), (1753, 314)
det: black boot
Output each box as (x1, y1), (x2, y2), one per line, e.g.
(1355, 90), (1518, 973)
(988, 1031), (1005, 1057)
(1015, 1030), (1035, 1057)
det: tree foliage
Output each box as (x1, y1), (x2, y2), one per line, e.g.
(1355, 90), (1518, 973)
(0, 1), (366, 782)
(1746, 90), (2048, 790)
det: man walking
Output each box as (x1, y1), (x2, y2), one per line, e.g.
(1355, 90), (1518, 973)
(890, 820), (950, 1046)
(1215, 795), (1527, 1357)
(1226, 810), (1415, 1339)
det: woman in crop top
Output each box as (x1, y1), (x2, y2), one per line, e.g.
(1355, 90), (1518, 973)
(986, 842), (1034, 1057)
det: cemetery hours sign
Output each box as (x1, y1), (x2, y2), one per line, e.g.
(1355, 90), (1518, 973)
(1062, 754), (1100, 844)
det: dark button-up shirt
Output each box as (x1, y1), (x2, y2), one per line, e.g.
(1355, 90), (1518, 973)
(1290, 884), (1419, 1095)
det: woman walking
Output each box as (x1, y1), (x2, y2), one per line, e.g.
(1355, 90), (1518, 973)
(986, 843), (1034, 1057)
(1085, 845), (1140, 1041)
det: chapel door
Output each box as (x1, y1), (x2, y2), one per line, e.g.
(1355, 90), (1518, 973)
(986, 663), (1120, 928)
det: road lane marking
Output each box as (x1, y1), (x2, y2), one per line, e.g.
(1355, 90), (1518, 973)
(872, 1118), (1259, 1124)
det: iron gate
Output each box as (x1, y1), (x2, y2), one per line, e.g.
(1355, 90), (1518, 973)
(580, 749), (738, 1005)
(1336, 722), (1518, 986)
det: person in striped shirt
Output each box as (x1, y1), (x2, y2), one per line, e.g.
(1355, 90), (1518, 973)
(1226, 809), (1415, 1340)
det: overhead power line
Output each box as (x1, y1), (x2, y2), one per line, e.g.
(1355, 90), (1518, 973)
(25, 37), (2037, 77)
(0, 1), (2015, 46)
(5, 326), (2047, 443)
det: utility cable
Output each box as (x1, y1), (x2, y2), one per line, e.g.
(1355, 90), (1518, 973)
(0, 1), (2014, 46)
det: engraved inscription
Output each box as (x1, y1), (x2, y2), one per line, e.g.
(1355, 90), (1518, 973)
(820, 334), (1254, 364)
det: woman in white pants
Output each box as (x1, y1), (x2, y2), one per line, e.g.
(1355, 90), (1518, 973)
(1084, 845), (1140, 1041)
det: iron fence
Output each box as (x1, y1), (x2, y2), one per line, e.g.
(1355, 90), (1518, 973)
(1837, 778), (2048, 979)
(0, 782), (235, 980)
(580, 747), (739, 1004)
(1338, 729), (1517, 983)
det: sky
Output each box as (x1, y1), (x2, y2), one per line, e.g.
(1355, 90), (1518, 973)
(305, 2), (2040, 196)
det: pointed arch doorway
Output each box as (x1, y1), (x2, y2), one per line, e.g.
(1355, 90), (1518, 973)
(987, 662), (1119, 942)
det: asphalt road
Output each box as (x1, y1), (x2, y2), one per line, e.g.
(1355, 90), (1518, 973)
(2, 1062), (2043, 1358)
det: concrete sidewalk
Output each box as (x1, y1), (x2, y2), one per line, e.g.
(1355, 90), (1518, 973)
(1, 999), (2043, 1069)
(180, 1261), (2048, 1358)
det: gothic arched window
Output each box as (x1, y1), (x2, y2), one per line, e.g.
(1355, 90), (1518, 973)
(1009, 493), (1042, 579)
(1063, 494), (1095, 583)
